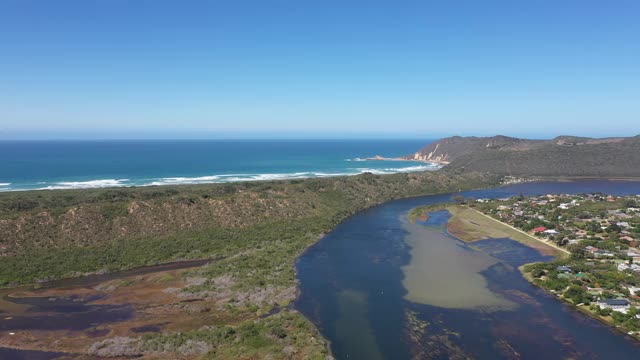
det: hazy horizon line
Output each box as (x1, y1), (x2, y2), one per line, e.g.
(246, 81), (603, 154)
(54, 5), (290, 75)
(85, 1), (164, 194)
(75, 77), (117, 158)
(1, 130), (636, 141)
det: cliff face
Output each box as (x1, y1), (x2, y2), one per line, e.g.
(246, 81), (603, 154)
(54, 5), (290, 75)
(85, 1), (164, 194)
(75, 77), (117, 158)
(409, 135), (640, 177)
(406, 136), (526, 164)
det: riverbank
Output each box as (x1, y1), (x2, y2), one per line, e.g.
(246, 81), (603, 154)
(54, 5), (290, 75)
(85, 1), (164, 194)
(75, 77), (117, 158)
(519, 263), (640, 342)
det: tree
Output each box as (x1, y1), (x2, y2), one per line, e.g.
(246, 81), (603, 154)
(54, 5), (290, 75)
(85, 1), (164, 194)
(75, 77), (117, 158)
(564, 285), (587, 303)
(531, 269), (545, 278)
(599, 307), (613, 316)
(606, 224), (621, 234)
(568, 244), (587, 260)
(612, 311), (628, 325)
(453, 195), (465, 204)
(601, 290), (614, 299)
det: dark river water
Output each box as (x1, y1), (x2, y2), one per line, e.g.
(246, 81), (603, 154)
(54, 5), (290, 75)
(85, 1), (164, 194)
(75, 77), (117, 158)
(295, 180), (640, 359)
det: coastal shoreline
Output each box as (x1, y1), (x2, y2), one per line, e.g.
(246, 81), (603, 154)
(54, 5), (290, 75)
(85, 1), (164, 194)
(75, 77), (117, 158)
(0, 139), (438, 193)
(0, 164), (441, 193)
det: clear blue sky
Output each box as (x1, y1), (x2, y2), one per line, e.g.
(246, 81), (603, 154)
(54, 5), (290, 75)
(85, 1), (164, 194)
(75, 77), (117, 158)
(1, 0), (639, 139)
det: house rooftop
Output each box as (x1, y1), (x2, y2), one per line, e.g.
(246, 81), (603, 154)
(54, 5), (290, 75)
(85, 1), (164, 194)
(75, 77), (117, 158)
(600, 299), (630, 306)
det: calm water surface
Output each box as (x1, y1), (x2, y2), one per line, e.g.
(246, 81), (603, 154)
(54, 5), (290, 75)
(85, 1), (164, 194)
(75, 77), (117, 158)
(295, 180), (640, 359)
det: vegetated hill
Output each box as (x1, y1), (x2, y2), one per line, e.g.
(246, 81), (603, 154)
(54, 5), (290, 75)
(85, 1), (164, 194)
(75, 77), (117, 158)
(0, 170), (498, 285)
(406, 135), (640, 177)
(0, 165), (500, 359)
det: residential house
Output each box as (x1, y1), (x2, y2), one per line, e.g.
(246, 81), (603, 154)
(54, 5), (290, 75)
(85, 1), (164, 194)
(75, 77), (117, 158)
(627, 286), (640, 296)
(597, 298), (630, 313)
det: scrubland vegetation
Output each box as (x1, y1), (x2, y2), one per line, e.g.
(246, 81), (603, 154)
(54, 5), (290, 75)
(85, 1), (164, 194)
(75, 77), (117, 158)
(0, 170), (498, 358)
(0, 170), (497, 286)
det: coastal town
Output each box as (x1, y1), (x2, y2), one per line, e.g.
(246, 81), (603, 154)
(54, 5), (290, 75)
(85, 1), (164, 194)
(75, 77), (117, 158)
(472, 192), (640, 333)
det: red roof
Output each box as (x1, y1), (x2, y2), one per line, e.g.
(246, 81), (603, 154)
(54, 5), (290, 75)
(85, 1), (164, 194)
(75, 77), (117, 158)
(533, 226), (547, 232)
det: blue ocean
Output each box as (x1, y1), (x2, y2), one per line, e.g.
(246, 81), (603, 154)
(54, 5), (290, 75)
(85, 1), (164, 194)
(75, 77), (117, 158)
(0, 139), (436, 192)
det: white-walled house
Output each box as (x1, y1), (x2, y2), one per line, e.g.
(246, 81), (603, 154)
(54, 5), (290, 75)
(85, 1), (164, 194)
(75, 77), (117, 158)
(597, 299), (631, 314)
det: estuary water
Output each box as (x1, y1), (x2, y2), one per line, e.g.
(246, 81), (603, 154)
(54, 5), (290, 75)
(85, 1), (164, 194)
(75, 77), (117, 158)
(0, 139), (434, 191)
(295, 180), (640, 359)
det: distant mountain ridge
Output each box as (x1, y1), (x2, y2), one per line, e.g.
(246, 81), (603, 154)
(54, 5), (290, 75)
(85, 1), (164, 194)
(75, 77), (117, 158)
(406, 135), (640, 177)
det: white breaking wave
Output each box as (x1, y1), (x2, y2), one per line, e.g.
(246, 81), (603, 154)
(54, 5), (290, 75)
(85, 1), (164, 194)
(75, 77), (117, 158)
(393, 164), (440, 172)
(149, 175), (222, 186)
(310, 172), (353, 177)
(239, 172), (311, 181)
(0, 183), (10, 186)
(214, 172), (339, 182)
(144, 171), (359, 186)
(345, 158), (367, 162)
(42, 179), (130, 190)
(14, 164), (440, 192)
(354, 164), (440, 174)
